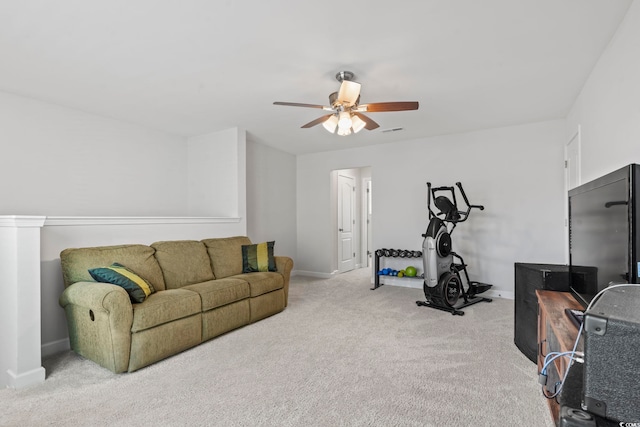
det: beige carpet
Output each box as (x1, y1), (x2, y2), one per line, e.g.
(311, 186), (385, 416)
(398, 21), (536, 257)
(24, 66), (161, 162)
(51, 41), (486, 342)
(0, 269), (554, 427)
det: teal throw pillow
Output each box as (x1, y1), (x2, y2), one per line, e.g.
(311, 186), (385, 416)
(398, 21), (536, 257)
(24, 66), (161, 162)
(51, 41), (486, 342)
(242, 241), (277, 273)
(88, 263), (155, 303)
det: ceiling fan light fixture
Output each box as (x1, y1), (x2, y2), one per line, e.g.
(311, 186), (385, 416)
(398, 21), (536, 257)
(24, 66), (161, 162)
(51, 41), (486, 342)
(322, 115), (339, 133)
(337, 111), (352, 130)
(337, 127), (352, 136)
(351, 114), (366, 133)
(337, 80), (361, 107)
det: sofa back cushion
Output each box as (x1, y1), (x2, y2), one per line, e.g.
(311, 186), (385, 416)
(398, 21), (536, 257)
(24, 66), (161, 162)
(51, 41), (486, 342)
(202, 236), (252, 279)
(60, 244), (166, 291)
(151, 240), (215, 289)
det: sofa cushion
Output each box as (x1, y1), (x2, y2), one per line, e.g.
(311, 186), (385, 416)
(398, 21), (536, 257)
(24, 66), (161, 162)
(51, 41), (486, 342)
(182, 278), (250, 311)
(242, 241), (277, 273)
(131, 289), (201, 333)
(202, 236), (252, 279)
(230, 272), (284, 297)
(61, 244), (167, 291)
(151, 240), (215, 289)
(88, 263), (155, 303)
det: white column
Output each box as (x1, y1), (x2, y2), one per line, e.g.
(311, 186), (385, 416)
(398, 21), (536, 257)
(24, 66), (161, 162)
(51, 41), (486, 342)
(0, 215), (46, 388)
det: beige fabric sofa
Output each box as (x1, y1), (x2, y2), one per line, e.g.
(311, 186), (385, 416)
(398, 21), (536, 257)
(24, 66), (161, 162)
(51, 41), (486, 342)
(59, 236), (293, 373)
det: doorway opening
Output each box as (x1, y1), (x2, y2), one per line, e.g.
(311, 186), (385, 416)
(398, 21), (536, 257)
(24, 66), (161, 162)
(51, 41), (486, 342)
(330, 167), (372, 274)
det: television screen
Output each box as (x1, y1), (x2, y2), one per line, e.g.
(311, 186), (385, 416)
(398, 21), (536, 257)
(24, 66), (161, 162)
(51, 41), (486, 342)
(569, 172), (629, 306)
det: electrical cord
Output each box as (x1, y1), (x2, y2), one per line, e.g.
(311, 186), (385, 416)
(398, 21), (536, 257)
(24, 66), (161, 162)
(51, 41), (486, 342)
(540, 324), (583, 399)
(539, 283), (640, 399)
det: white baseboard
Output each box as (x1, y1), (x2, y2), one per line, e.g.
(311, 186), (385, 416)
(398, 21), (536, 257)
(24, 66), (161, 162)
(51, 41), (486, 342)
(42, 338), (70, 358)
(484, 289), (514, 300)
(6, 366), (45, 388)
(291, 270), (336, 279)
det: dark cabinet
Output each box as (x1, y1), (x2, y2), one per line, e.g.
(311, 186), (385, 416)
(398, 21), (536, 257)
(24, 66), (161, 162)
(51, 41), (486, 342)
(514, 263), (571, 363)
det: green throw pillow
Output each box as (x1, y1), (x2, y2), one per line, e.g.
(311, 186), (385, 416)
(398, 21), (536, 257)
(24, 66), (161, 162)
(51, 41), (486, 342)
(242, 241), (277, 273)
(88, 263), (155, 303)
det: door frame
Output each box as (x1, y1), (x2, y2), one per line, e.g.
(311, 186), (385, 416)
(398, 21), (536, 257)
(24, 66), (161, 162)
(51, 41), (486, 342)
(331, 167), (372, 275)
(564, 125), (581, 262)
(361, 177), (372, 268)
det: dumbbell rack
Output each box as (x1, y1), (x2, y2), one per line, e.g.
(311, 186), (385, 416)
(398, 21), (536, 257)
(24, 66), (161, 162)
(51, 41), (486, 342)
(371, 248), (423, 290)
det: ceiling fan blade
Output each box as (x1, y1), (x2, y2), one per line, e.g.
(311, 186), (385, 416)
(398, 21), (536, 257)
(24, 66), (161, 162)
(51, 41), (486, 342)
(337, 81), (361, 106)
(301, 114), (334, 128)
(273, 101), (326, 109)
(359, 101), (419, 112)
(353, 112), (380, 130)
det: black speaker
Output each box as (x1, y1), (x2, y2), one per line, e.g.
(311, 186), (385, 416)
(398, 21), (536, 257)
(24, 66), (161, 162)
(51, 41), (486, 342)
(583, 286), (640, 422)
(514, 263), (571, 363)
(558, 406), (597, 427)
(557, 363), (619, 427)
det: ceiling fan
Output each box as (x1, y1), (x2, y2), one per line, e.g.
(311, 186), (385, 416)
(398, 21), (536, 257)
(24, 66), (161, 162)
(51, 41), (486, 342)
(273, 71), (419, 136)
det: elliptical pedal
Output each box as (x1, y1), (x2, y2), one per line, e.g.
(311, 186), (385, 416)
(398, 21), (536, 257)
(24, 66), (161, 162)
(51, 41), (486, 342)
(451, 263), (467, 273)
(467, 281), (492, 297)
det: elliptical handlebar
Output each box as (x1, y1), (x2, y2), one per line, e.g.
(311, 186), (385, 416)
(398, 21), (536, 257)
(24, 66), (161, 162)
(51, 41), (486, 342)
(455, 182), (484, 216)
(455, 182), (483, 209)
(426, 181), (484, 225)
(426, 182), (435, 219)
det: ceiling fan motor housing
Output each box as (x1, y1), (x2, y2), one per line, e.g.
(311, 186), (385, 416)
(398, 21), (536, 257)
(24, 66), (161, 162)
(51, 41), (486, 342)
(329, 92), (338, 106)
(335, 71), (355, 82)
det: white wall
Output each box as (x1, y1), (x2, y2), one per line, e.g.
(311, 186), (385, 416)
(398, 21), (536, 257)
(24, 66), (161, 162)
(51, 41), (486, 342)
(188, 128), (246, 218)
(246, 140), (297, 259)
(567, 0), (640, 182)
(0, 91), (188, 216)
(297, 120), (568, 297)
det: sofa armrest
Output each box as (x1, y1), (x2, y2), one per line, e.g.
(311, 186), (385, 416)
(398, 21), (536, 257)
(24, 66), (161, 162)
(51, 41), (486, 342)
(59, 282), (134, 373)
(274, 256), (294, 307)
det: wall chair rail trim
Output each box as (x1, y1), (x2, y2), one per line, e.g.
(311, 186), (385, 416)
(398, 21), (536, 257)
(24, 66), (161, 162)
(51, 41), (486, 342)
(0, 215), (47, 227)
(43, 216), (242, 226)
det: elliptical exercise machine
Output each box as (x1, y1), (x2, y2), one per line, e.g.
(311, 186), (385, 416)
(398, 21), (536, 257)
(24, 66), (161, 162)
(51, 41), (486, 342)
(416, 182), (492, 315)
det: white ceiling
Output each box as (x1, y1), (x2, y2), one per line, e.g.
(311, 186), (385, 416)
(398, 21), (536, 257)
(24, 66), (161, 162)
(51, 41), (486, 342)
(0, 1), (633, 155)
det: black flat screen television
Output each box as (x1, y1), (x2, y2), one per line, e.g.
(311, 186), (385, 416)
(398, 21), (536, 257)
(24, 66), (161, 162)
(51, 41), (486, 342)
(568, 164), (640, 308)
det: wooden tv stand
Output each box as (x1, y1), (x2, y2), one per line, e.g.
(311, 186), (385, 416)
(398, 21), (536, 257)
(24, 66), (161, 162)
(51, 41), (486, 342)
(536, 290), (583, 423)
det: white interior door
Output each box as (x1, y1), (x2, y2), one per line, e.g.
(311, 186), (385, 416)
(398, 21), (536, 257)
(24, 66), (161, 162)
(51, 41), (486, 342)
(338, 174), (355, 273)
